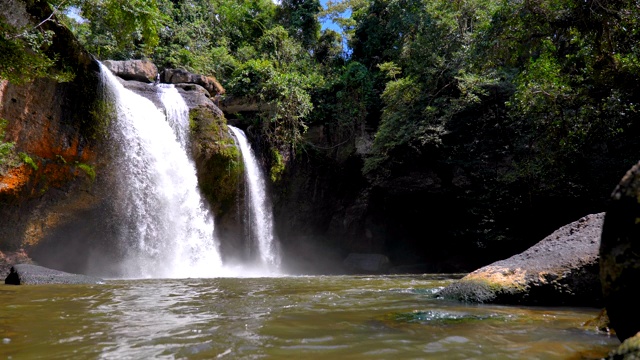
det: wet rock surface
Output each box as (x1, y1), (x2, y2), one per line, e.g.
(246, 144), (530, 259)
(440, 213), (604, 306)
(600, 161), (640, 342)
(118, 78), (223, 116)
(5, 263), (103, 285)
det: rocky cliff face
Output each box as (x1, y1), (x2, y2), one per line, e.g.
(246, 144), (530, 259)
(0, 1), (104, 258)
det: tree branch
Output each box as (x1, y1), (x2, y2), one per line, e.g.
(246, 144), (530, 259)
(9, 1), (66, 39)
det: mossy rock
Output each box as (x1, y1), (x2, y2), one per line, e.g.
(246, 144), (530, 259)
(189, 106), (242, 216)
(608, 333), (640, 360)
(438, 271), (527, 304)
(583, 309), (614, 334)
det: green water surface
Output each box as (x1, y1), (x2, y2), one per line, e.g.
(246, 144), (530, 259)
(0, 275), (618, 359)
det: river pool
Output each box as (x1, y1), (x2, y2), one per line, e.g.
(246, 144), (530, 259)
(0, 275), (618, 359)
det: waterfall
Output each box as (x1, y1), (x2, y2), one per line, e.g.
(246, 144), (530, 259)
(99, 63), (225, 278)
(229, 126), (281, 270)
(157, 84), (190, 149)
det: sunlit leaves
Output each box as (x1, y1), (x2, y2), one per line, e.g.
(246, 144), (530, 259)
(71, 0), (168, 58)
(0, 6), (74, 84)
(278, 0), (322, 50)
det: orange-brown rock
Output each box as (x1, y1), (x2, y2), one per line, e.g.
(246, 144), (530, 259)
(0, 165), (31, 197)
(0, 78), (98, 200)
(0, 0), (102, 252)
(0, 77), (102, 251)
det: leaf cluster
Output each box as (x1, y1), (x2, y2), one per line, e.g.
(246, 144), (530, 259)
(0, 3), (74, 84)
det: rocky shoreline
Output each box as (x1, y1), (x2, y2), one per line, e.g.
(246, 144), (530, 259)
(0, 249), (32, 279)
(5, 263), (104, 285)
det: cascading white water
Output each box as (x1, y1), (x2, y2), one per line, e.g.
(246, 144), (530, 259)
(99, 63), (225, 278)
(229, 126), (281, 269)
(157, 84), (190, 149)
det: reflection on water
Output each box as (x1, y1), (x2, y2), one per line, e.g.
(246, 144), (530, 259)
(0, 275), (618, 359)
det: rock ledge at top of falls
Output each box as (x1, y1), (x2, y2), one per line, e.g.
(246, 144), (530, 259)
(4, 264), (104, 285)
(439, 213), (603, 306)
(103, 59), (158, 83)
(115, 78), (224, 117)
(161, 68), (225, 97)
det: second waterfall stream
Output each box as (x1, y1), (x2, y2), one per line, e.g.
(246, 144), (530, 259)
(229, 126), (281, 270)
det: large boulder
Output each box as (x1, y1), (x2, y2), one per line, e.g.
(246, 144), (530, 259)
(118, 78), (217, 113)
(103, 59), (158, 83)
(600, 161), (640, 342)
(5, 263), (103, 285)
(118, 78), (163, 109)
(439, 213), (604, 306)
(161, 68), (225, 97)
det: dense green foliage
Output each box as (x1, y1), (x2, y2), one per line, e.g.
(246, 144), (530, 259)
(0, 1), (74, 84)
(50, 0), (640, 190)
(68, 0), (166, 59)
(0, 119), (15, 168)
(278, 0), (322, 50)
(9, 0), (640, 177)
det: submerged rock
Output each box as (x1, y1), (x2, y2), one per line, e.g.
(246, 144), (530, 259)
(5, 263), (103, 285)
(439, 213), (604, 306)
(600, 161), (640, 342)
(343, 253), (391, 274)
(103, 60), (158, 83)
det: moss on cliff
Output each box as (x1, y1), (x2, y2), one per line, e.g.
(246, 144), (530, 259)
(0, 118), (17, 173)
(189, 106), (242, 216)
(270, 148), (285, 183)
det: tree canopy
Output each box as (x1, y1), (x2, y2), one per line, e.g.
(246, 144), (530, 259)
(4, 0), (640, 196)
